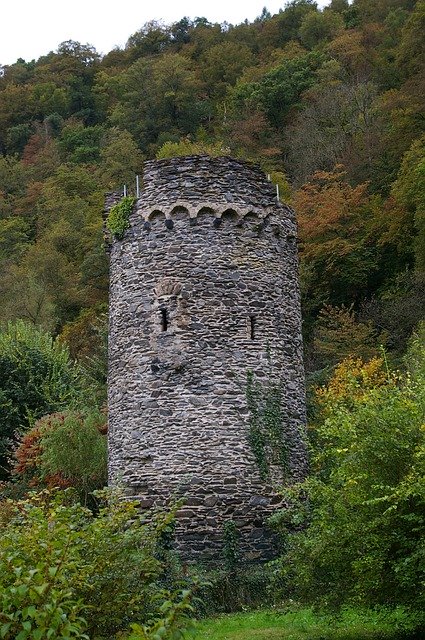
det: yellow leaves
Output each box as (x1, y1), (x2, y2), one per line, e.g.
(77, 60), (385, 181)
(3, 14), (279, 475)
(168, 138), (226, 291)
(346, 479), (358, 486)
(316, 355), (389, 407)
(312, 304), (381, 367)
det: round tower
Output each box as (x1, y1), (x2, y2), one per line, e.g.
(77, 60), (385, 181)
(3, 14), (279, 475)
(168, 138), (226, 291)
(107, 155), (307, 562)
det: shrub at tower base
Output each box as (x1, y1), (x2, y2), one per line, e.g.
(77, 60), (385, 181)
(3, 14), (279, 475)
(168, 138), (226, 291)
(0, 490), (197, 639)
(270, 328), (425, 624)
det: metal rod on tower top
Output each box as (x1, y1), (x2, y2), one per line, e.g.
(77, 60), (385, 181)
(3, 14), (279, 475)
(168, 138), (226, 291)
(136, 175), (140, 198)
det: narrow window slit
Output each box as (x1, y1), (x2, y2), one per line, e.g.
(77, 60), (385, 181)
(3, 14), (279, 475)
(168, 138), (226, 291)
(249, 315), (255, 340)
(161, 308), (168, 332)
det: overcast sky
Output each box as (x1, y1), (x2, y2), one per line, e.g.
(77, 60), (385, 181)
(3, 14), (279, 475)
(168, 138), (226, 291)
(1, 0), (330, 66)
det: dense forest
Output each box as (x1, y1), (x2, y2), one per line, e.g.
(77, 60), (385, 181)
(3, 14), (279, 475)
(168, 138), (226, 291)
(0, 1), (424, 638)
(0, 0), (424, 365)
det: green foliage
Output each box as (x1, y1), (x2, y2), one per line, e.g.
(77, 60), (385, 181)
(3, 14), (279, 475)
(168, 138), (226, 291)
(232, 52), (323, 127)
(156, 139), (230, 159)
(392, 134), (425, 270)
(406, 321), (425, 379)
(126, 21), (171, 58)
(5, 123), (32, 154)
(299, 9), (344, 49)
(59, 305), (108, 401)
(9, 409), (107, 506)
(0, 321), (88, 479)
(0, 493), (90, 639)
(127, 590), (197, 640)
(0, 5), (423, 627)
(200, 42), (254, 98)
(194, 565), (277, 616)
(274, 341), (425, 616)
(58, 122), (105, 164)
(246, 371), (289, 481)
(359, 271), (425, 356)
(39, 411), (107, 504)
(396, 0), (425, 76)
(106, 195), (136, 240)
(0, 156), (28, 217)
(222, 520), (240, 571)
(311, 304), (380, 370)
(99, 127), (145, 190)
(0, 217), (30, 264)
(274, 0), (319, 45)
(268, 171), (291, 202)
(0, 161), (107, 330)
(106, 53), (205, 149)
(41, 163), (98, 202)
(0, 0), (423, 375)
(0, 490), (196, 639)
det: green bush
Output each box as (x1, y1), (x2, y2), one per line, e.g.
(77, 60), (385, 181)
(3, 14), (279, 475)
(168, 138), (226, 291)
(0, 492), (90, 639)
(106, 196), (135, 240)
(273, 333), (425, 619)
(39, 411), (107, 505)
(59, 306), (108, 404)
(0, 490), (197, 639)
(6, 410), (107, 505)
(0, 321), (89, 479)
(193, 565), (277, 616)
(127, 591), (197, 639)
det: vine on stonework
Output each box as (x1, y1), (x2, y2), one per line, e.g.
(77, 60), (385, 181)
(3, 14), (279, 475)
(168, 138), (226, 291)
(222, 519), (240, 570)
(106, 196), (136, 240)
(246, 370), (289, 481)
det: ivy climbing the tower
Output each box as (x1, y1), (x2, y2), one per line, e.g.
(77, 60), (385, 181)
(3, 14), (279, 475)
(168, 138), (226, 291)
(246, 370), (289, 481)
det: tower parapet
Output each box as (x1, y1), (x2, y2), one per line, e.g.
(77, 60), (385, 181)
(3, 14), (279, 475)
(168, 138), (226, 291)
(107, 155), (307, 562)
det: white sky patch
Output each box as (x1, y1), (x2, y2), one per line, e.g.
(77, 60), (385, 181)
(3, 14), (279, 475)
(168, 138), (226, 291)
(2, 0), (330, 66)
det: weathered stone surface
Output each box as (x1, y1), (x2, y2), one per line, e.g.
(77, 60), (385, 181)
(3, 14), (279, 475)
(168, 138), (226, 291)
(106, 155), (307, 562)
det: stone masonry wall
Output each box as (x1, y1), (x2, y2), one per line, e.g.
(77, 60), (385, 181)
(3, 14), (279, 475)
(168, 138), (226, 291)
(107, 155), (307, 562)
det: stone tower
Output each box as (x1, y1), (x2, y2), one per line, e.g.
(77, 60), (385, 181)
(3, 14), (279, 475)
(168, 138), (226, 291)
(107, 155), (306, 562)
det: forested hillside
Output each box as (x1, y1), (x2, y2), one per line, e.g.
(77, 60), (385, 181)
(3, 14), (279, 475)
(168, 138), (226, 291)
(0, 0), (424, 372)
(0, 2), (424, 637)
